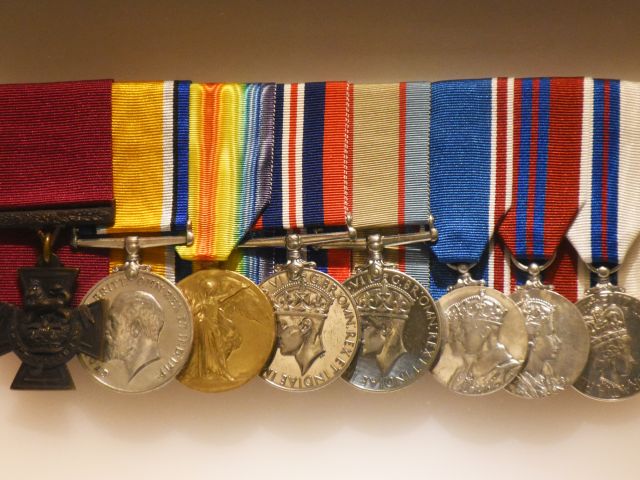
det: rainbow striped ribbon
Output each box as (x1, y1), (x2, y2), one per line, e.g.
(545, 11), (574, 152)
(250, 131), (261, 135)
(176, 83), (275, 262)
(109, 81), (191, 281)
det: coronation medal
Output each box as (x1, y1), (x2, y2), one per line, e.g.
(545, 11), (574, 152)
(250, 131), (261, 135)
(429, 79), (528, 395)
(340, 230), (441, 392)
(567, 79), (640, 400)
(244, 227), (360, 392)
(505, 258), (590, 399)
(433, 263), (528, 395)
(496, 77), (592, 399)
(574, 266), (640, 400)
(75, 231), (194, 393)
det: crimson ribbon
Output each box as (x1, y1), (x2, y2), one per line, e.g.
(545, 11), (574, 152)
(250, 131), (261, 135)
(0, 80), (114, 306)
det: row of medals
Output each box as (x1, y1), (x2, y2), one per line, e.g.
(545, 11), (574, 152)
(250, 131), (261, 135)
(76, 227), (640, 401)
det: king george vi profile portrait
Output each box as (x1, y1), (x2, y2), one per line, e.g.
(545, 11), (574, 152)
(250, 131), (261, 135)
(274, 284), (333, 375)
(447, 291), (521, 392)
(357, 285), (414, 376)
(106, 291), (165, 382)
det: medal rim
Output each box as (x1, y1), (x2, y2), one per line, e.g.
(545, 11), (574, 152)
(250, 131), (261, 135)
(259, 267), (361, 393)
(78, 270), (194, 394)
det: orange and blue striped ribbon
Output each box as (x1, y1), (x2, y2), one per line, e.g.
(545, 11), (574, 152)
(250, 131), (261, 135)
(108, 81), (190, 281)
(176, 83), (275, 265)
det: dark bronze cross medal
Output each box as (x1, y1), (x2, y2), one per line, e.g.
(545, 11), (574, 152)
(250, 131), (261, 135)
(0, 231), (106, 389)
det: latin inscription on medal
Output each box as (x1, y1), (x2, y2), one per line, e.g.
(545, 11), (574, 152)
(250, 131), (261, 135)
(79, 271), (193, 393)
(342, 268), (441, 392)
(433, 286), (528, 395)
(260, 268), (360, 392)
(574, 289), (640, 401)
(507, 287), (590, 399)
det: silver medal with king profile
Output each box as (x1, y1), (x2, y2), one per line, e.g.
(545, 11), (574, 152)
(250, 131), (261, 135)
(342, 233), (441, 392)
(249, 231), (360, 392)
(76, 233), (194, 393)
(432, 263), (529, 395)
(505, 260), (590, 399)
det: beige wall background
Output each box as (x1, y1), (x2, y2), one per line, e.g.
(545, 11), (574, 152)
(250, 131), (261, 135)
(2, 0), (640, 84)
(2, 2), (640, 480)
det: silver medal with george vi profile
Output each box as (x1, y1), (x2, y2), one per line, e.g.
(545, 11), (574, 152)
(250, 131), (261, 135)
(74, 229), (194, 393)
(432, 263), (529, 395)
(341, 229), (441, 392)
(574, 265), (640, 401)
(243, 224), (361, 392)
(505, 256), (590, 399)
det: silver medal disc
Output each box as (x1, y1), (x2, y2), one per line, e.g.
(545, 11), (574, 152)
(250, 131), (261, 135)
(433, 285), (528, 395)
(260, 267), (360, 392)
(506, 286), (590, 399)
(574, 285), (640, 401)
(79, 270), (194, 393)
(341, 268), (441, 392)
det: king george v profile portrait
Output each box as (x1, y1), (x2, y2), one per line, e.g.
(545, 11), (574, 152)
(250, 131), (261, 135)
(106, 290), (165, 382)
(274, 285), (332, 376)
(358, 286), (413, 376)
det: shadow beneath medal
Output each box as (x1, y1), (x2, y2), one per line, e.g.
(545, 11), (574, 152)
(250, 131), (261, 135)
(3, 353), (640, 446)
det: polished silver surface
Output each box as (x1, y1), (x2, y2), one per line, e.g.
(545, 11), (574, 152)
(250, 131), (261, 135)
(507, 286), (590, 399)
(574, 279), (640, 401)
(260, 268), (360, 392)
(79, 270), (193, 393)
(342, 267), (441, 392)
(433, 284), (528, 395)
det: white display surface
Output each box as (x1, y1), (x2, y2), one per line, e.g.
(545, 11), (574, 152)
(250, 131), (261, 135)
(1, 1), (640, 479)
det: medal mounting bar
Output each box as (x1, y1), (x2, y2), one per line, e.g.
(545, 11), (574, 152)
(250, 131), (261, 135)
(240, 215), (357, 280)
(305, 215), (438, 250)
(0, 204), (114, 229)
(71, 221), (193, 279)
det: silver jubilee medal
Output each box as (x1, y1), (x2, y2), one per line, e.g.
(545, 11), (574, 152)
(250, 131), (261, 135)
(574, 266), (640, 401)
(341, 232), (441, 392)
(505, 258), (590, 399)
(244, 229), (361, 392)
(432, 263), (528, 395)
(75, 231), (194, 393)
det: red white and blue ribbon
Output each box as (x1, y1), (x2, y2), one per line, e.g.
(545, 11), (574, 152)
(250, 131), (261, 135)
(568, 79), (640, 291)
(499, 78), (583, 268)
(257, 82), (350, 230)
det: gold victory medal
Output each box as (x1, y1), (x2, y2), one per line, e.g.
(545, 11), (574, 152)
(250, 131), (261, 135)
(177, 269), (276, 393)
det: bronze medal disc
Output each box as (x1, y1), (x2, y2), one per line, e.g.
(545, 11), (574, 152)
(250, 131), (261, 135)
(177, 269), (276, 393)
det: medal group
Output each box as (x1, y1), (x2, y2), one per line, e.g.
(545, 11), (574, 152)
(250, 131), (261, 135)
(0, 78), (639, 402)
